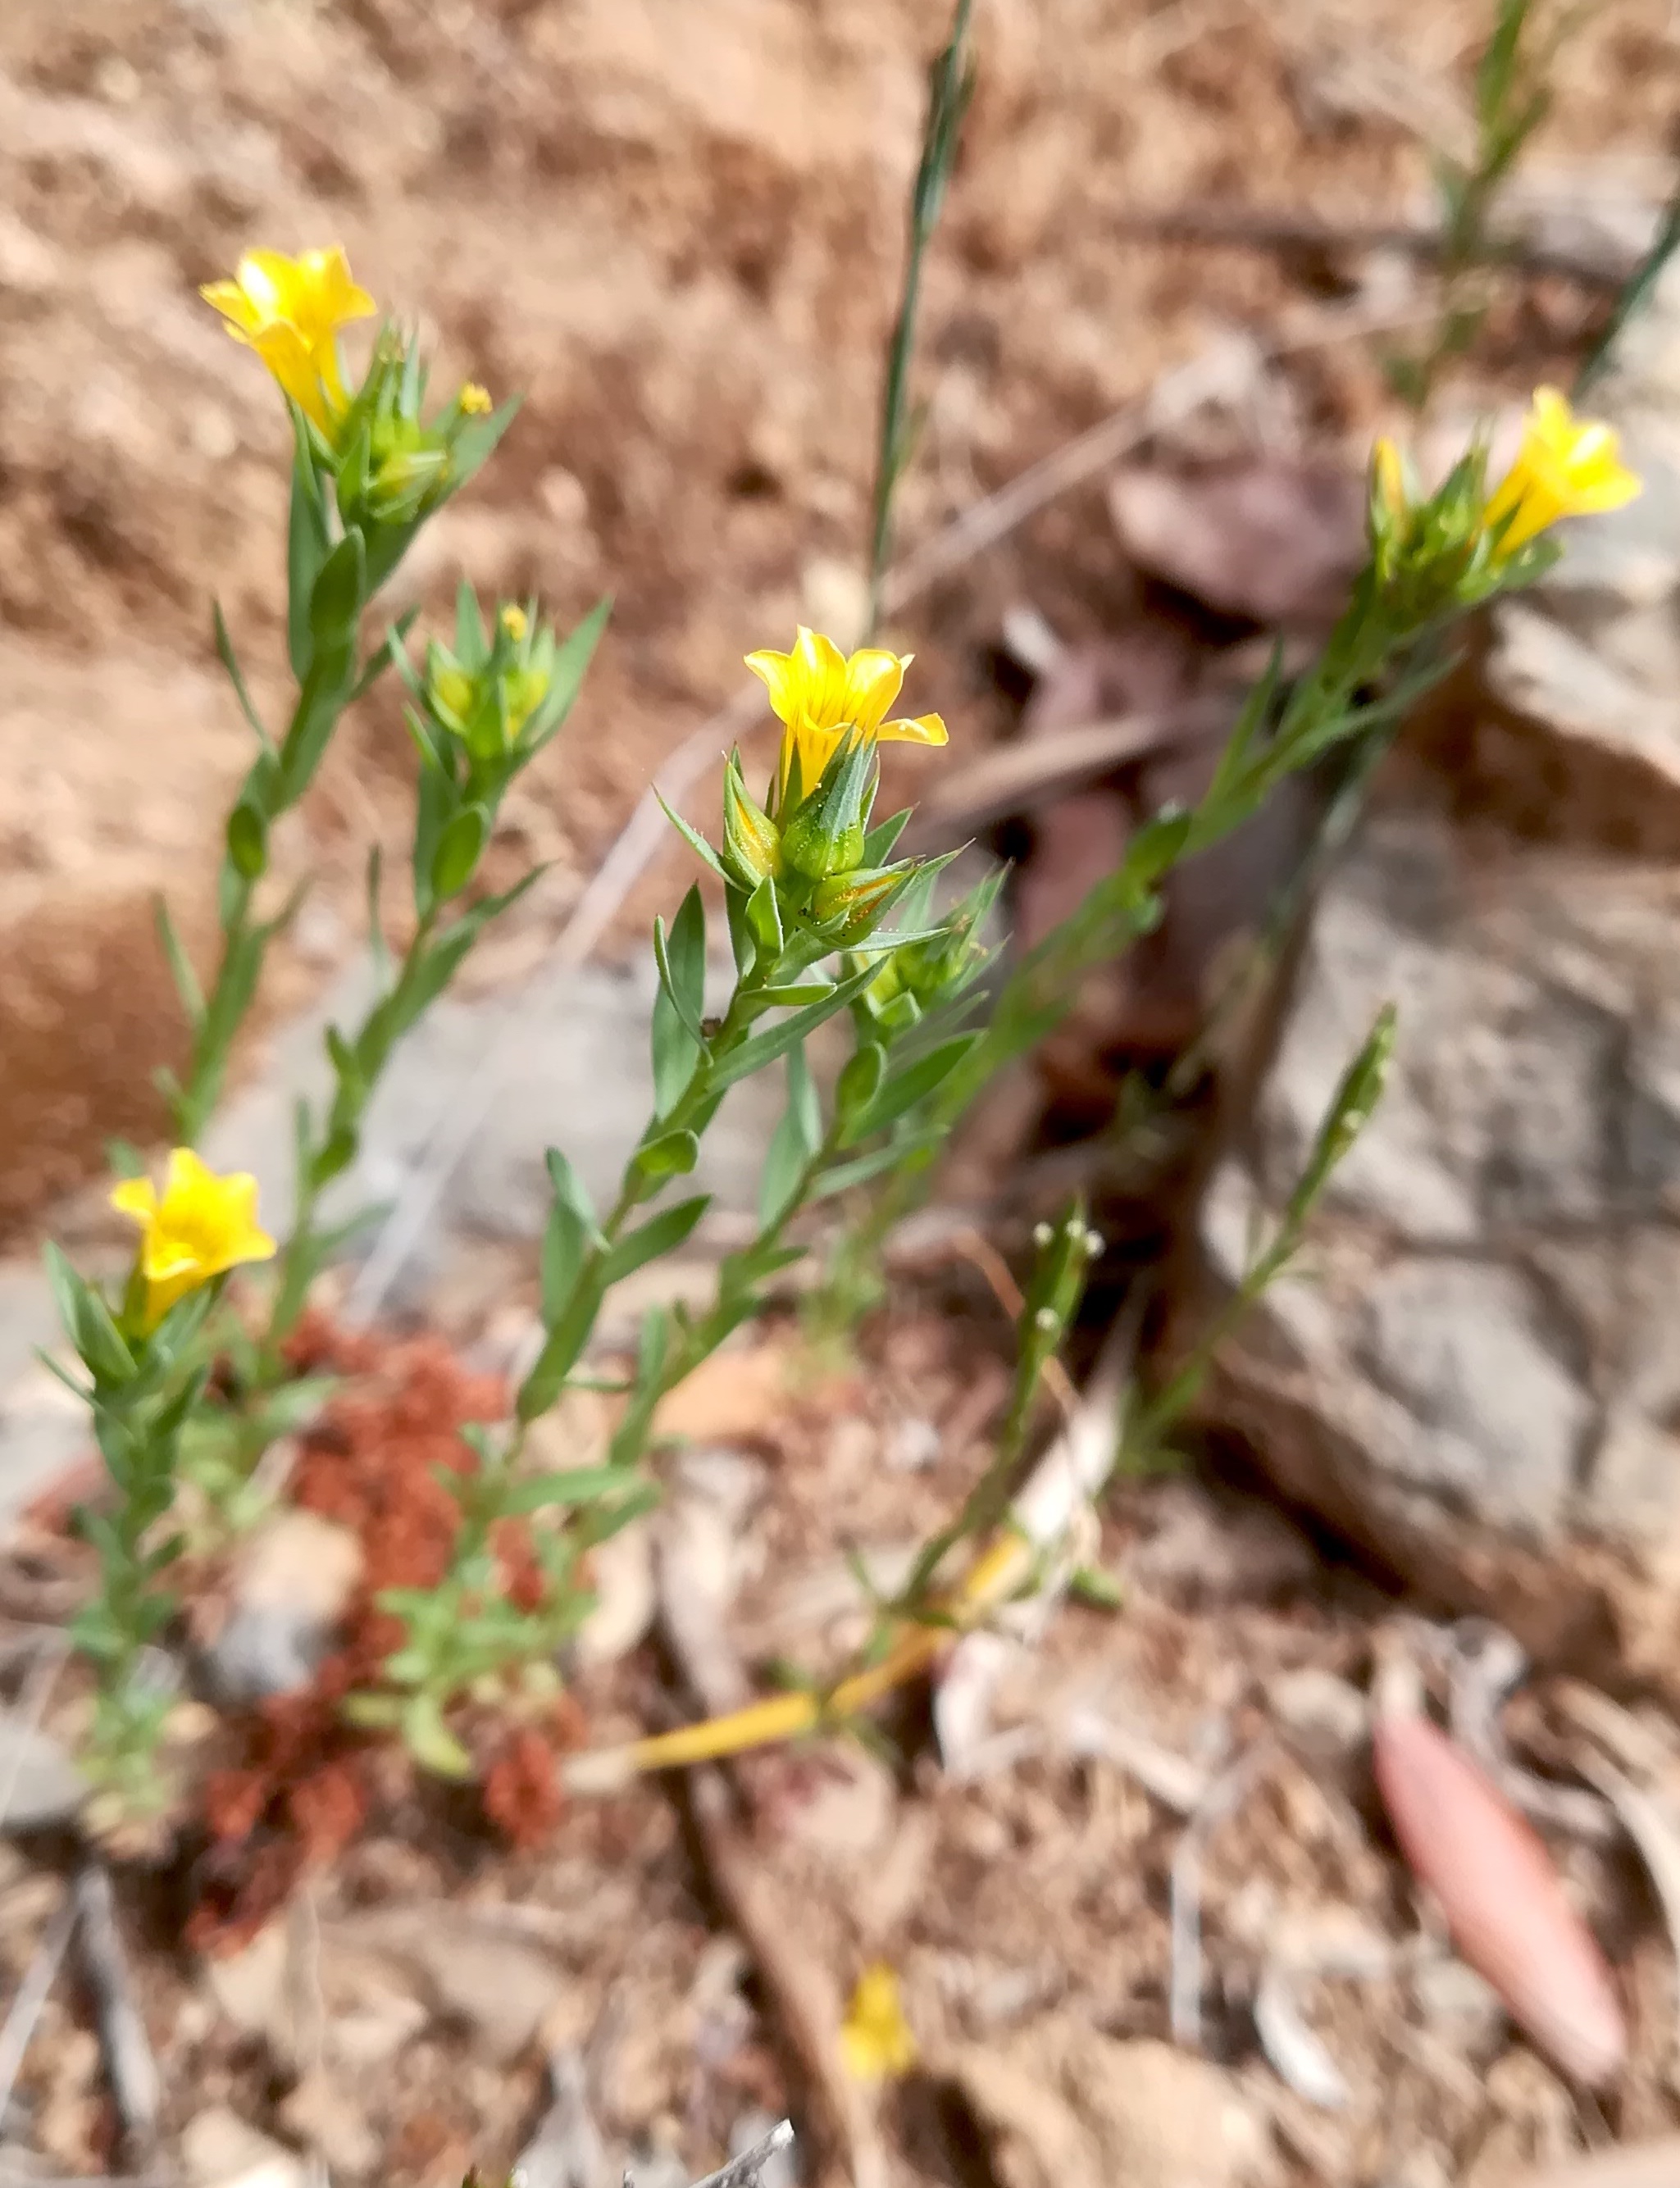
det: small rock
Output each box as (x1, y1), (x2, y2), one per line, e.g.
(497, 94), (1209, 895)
(885, 1416), (940, 1472)
(328, 1910), (562, 2065)
(1412, 1952), (1509, 2067)
(575, 1519), (655, 1667)
(181, 2108), (308, 2188)
(278, 2069), (380, 2180)
(203, 1921), (294, 2061)
(1126, 1481), (1316, 1604)
(0, 1710), (86, 1831)
(210, 1511), (363, 1704)
(946, 2021), (1269, 2188)
(328, 1983), (427, 2068)
(778, 1745), (897, 1859)
(1267, 1668), (1369, 1757)
(514, 2049), (605, 2188)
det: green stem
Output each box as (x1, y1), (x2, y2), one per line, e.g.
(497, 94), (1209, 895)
(863, 0), (973, 641)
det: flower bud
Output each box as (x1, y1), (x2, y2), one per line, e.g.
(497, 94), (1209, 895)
(779, 729), (874, 881)
(809, 863), (911, 945)
(722, 753), (782, 887)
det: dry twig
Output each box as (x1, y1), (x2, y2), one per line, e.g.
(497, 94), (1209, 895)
(72, 1863), (159, 2162)
(1169, 1745), (1271, 2051)
(0, 1890), (77, 2136)
(1112, 204), (1639, 289)
(652, 1512), (883, 2188)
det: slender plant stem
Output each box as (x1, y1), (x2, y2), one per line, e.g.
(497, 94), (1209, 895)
(863, 0), (974, 640)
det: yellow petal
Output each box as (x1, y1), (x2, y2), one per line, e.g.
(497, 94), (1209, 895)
(164, 1147), (217, 1199)
(876, 712), (948, 748)
(109, 1176), (158, 1225)
(744, 648), (800, 727)
(842, 648), (908, 734)
(792, 626), (849, 729)
(200, 275), (265, 336)
(840, 1964), (917, 2083)
(301, 244), (376, 329)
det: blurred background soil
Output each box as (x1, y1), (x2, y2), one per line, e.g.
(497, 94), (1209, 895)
(2, 0), (1675, 1234)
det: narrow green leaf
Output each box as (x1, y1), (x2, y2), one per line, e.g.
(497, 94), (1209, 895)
(601, 1194), (710, 1286)
(758, 1042), (821, 1230)
(309, 527), (367, 657)
(430, 803), (489, 901)
(498, 1467), (635, 1516)
(544, 1147), (603, 1244)
(348, 607), (421, 706)
(657, 790), (729, 880)
(653, 897), (707, 1045)
(212, 602), (272, 752)
(709, 960), (881, 1091)
(667, 885), (708, 1027)
(517, 1275), (608, 1422)
(153, 897), (204, 1030)
(540, 1196), (592, 1326)
(810, 1129), (946, 1199)
(285, 425), (332, 680)
(746, 875), (782, 955)
(650, 982), (702, 1120)
(402, 1693), (473, 1779)
(455, 579), (487, 669)
(863, 807), (913, 865)
(852, 1031), (982, 1140)
(519, 596), (612, 751)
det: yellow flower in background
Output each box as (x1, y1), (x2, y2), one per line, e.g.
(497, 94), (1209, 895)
(839, 1963), (917, 2084)
(745, 626), (947, 808)
(499, 603), (530, 643)
(201, 246), (376, 432)
(1371, 434), (1407, 525)
(111, 1149), (276, 1327)
(1483, 386), (1640, 554)
(459, 382), (494, 417)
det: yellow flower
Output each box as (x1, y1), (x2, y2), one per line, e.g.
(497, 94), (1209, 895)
(201, 246), (376, 432)
(110, 1149), (277, 1327)
(499, 603), (529, 642)
(744, 626), (947, 807)
(1483, 387), (1640, 554)
(459, 382), (494, 417)
(839, 1963), (917, 2084)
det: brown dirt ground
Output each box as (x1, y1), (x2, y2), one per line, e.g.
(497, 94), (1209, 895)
(6, 1288), (1678, 2188)
(2, 0), (1676, 1233)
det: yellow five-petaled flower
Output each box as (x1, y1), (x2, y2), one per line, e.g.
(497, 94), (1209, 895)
(111, 1149), (277, 1329)
(745, 626), (948, 809)
(1482, 385), (1641, 553)
(201, 245), (376, 434)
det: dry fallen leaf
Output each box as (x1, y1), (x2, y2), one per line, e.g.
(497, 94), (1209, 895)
(1373, 1708), (1626, 2089)
(1108, 460), (1367, 627)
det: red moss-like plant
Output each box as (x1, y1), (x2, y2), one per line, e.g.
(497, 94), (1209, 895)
(190, 1315), (571, 1946)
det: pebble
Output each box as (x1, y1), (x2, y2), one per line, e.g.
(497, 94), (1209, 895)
(278, 2069), (381, 2180)
(208, 1511), (363, 1704)
(181, 2108), (309, 2188)
(0, 1709), (86, 1831)
(1266, 1667), (1369, 1756)
(1411, 1951), (1509, 2067)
